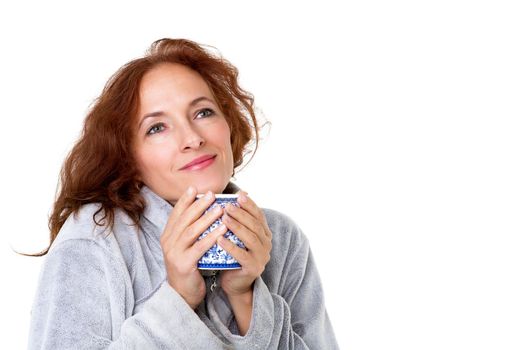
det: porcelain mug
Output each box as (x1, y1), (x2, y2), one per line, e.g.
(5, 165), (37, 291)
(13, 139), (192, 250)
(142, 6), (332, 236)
(196, 194), (246, 270)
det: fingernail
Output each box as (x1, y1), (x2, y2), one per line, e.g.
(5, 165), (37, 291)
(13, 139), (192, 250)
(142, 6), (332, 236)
(205, 191), (213, 200)
(239, 193), (247, 203)
(186, 186), (195, 195)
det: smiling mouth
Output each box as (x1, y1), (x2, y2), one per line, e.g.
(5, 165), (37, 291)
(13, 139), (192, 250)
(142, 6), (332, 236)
(180, 155), (217, 171)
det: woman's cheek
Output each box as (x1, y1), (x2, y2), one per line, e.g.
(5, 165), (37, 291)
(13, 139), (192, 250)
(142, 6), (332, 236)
(147, 131), (172, 144)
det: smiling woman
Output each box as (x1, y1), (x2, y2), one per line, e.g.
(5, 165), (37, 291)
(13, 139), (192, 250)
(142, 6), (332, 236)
(27, 38), (339, 349)
(133, 63), (234, 204)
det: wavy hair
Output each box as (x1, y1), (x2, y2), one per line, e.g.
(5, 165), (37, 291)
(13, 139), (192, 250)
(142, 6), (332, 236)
(31, 38), (263, 256)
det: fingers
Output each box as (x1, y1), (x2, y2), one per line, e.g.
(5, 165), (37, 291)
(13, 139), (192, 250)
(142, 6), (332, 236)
(215, 190), (273, 297)
(222, 212), (262, 250)
(164, 186), (197, 233)
(177, 204), (224, 248)
(161, 188), (217, 247)
(218, 233), (270, 276)
(223, 203), (261, 242)
(161, 187), (272, 278)
(220, 191), (272, 273)
(224, 192), (272, 246)
(236, 191), (264, 222)
(162, 201), (227, 273)
(235, 191), (272, 240)
(174, 191), (217, 234)
(189, 223), (228, 261)
(217, 235), (250, 266)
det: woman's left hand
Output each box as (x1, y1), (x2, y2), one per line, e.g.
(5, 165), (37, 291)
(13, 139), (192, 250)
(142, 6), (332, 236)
(218, 191), (272, 297)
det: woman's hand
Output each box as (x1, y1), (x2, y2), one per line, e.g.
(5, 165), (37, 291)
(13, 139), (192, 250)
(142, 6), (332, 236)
(160, 186), (227, 310)
(218, 191), (272, 297)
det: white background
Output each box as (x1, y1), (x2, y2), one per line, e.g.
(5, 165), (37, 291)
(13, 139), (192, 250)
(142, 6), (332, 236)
(1, 1), (524, 349)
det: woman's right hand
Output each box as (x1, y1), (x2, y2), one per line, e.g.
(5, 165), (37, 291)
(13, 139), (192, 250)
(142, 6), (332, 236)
(160, 186), (227, 310)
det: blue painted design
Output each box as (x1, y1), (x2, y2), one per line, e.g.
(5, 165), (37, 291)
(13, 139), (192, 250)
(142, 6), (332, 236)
(197, 196), (245, 270)
(197, 262), (241, 269)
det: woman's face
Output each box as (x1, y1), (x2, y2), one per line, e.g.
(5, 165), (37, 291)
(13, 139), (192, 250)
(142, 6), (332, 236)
(133, 63), (234, 204)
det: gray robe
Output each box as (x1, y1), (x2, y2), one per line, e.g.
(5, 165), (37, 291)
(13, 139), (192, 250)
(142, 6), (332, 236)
(28, 183), (339, 349)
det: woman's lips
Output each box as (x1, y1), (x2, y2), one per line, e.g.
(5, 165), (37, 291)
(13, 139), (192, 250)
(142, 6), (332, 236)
(180, 155), (216, 171)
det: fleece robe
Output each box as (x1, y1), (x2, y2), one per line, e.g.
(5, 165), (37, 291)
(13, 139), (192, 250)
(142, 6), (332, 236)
(28, 183), (339, 349)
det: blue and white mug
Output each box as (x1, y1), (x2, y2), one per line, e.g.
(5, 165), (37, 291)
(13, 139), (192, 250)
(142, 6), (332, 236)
(196, 194), (246, 270)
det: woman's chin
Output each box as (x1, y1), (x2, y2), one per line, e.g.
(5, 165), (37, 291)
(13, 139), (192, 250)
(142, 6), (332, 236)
(191, 178), (230, 195)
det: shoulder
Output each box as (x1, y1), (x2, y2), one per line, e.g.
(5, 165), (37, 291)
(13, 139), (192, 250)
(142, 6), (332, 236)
(260, 208), (314, 291)
(261, 207), (310, 250)
(262, 208), (304, 233)
(50, 203), (134, 254)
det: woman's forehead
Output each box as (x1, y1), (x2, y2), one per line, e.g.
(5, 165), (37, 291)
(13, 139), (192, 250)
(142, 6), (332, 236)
(139, 63), (214, 106)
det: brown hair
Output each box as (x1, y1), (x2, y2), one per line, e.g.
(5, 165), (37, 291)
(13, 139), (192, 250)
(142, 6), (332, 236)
(31, 38), (263, 256)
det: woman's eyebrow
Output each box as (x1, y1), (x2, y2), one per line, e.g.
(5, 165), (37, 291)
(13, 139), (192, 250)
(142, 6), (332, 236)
(189, 96), (214, 107)
(139, 96), (215, 128)
(139, 111), (166, 128)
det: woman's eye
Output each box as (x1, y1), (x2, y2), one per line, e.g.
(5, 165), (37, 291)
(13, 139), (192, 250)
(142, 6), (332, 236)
(196, 108), (214, 119)
(146, 123), (165, 135)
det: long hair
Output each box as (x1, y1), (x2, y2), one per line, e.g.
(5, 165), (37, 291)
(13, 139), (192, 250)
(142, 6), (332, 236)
(31, 38), (263, 256)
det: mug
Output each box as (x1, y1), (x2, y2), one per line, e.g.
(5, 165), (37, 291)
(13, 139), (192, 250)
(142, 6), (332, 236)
(196, 194), (246, 270)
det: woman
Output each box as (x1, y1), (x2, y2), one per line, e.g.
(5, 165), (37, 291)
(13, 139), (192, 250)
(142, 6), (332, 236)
(28, 38), (338, 349)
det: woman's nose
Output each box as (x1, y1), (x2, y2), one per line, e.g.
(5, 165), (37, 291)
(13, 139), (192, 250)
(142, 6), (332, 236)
(179, 125), (205, 150)
(184, 137), (204, 150)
